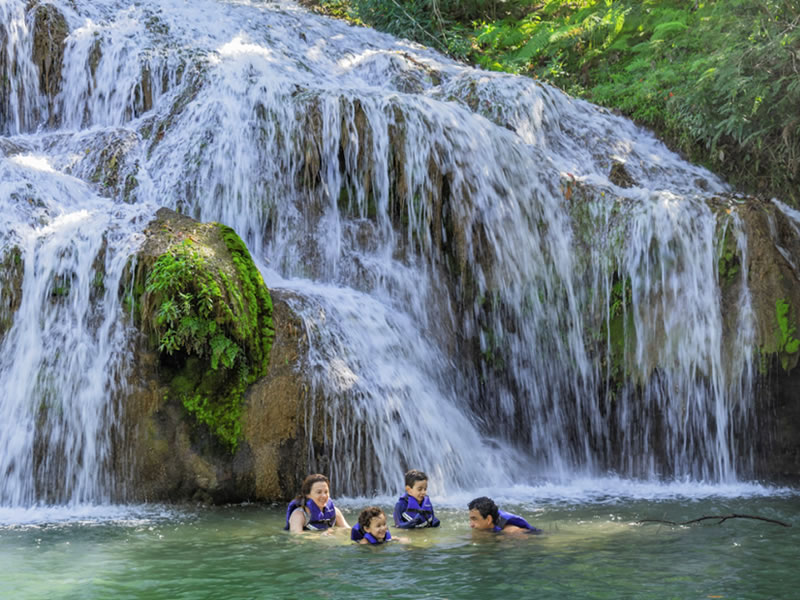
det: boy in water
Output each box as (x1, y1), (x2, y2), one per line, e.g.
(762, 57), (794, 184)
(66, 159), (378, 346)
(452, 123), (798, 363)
(350, 506), (393, 544)
(467, 496), (542, 534)
(393, 469), (441, 529)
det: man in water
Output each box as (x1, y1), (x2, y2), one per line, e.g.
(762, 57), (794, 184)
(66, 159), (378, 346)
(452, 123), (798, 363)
(467, 496), (542, 534)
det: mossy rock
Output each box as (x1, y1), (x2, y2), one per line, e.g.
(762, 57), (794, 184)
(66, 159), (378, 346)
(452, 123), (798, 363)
(0, 23), (10, 126)
(0, 246), (24, 339)
(133, 208), (275, 451)
(30, 1), (68, 125)
(124, 288), (318, 503)
(737, 200), (800, 373)
(609, 161), (635, 189)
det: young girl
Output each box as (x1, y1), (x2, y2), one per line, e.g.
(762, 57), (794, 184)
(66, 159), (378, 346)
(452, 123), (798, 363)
(284, 474), (350, 533)
(350, 506), (393, 544)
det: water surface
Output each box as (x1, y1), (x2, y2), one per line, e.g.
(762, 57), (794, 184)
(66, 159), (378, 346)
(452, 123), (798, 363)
(2, 485), (797, 599)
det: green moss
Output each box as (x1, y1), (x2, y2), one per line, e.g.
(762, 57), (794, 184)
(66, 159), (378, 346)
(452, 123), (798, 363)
(139, 224), (274, 451)
(717, 226), (741, 285)
(216, 223), (275, 378)
(603, 275), (635, 386)
(123, 173), (138, 204)
(775, 298), (800, 372)
(51, 273), (72, 298)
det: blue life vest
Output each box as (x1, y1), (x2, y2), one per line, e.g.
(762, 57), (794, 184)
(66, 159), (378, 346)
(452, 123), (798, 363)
(284, 498), (336, 531)
(351, 523), (392, 544)
(493, 509), (542, 533)
(398, 494), (435, 526)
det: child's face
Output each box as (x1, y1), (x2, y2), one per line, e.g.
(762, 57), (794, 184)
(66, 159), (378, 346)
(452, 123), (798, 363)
(364, 513), (388, 541)
(307, 481), (330, 510)
(405, 479), (428, 504)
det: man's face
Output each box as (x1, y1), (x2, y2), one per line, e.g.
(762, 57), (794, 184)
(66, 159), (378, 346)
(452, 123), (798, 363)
(468, 508), (493, 530)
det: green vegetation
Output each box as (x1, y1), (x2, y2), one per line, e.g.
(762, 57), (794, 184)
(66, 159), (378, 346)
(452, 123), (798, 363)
(716, 226), (741, 285)
(775, 298), (800, 371)
(308, 0), (799, 206)
(140, 224), (274, 451)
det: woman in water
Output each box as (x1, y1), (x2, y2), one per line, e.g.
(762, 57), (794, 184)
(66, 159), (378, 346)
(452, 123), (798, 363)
(284, 473), (350, 533)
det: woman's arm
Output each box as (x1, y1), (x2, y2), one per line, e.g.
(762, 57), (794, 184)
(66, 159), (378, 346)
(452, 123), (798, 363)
(288, 508), (306, 533)
(334, 506), (350, 528)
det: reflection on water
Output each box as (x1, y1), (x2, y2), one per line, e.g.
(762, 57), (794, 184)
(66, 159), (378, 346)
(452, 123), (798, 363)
(1, 493), (797, 600)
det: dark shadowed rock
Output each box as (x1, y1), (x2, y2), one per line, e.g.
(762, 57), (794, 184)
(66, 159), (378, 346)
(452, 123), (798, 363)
(31, 2), (68, 126)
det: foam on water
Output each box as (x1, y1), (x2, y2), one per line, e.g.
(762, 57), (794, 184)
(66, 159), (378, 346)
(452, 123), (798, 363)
(0, 503), (179, 527)
(340, 478), (799, 512)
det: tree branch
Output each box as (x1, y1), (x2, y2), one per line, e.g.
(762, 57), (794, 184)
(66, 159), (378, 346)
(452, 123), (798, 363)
(638, 514), (792, 528)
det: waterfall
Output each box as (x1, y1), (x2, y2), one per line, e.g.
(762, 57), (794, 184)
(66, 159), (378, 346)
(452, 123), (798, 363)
(0, 0), (759, 505)
(0, 0), (46, 132)
(0, 148), (153, 505)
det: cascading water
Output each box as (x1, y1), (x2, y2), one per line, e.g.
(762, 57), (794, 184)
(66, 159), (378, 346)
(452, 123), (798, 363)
(0, 149), (153, 506)
(0, 0), (761, 505)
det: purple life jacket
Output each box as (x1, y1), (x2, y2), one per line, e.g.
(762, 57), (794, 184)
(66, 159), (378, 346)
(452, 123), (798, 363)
(351, 522), (392, 544)
(493, 509), (542, 533)
(284, 498), (336, 531)
(399, 494), (435, 526)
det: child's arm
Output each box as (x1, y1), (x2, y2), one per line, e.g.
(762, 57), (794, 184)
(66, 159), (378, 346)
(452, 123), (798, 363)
(393, 499), (422, 528)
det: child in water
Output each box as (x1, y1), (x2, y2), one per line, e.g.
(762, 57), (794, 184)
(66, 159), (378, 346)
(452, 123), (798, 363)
(393, 469), (440, 529)
(351, 506), (393, 544)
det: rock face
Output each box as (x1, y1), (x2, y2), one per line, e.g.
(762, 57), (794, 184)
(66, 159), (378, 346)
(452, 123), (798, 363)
(125, 290), (316, 503)
(118, 196), (800, 503)
(31, 2), (68, 125)
(736, 200), (800, 481)
(123, 208), (314, 502)
(0, 246), (23, 339)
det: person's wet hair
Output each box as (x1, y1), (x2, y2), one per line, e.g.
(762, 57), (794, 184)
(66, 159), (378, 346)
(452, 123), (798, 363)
(293, 473), (329, 505)
(358, 506), (385, 530)
(468, 496), (499, 523)
(404, 469), (428, 488)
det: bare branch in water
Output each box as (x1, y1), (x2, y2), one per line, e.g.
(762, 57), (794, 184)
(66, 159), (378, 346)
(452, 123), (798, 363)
(638, 514), (791, 528)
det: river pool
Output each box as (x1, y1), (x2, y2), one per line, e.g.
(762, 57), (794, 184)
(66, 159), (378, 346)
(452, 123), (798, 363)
(1, 485), (798, 599)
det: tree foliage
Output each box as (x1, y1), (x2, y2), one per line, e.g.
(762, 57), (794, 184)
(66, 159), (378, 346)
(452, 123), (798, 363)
(311, 0), (800, 205)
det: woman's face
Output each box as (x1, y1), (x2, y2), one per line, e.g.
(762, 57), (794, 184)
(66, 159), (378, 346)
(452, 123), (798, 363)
(307, 481), (330, 510)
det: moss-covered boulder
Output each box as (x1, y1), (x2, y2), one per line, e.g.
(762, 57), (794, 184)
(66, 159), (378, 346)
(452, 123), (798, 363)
(123, 209), (319, 502)
(131, 208), (274, 452)
(240, 293), (319, 500)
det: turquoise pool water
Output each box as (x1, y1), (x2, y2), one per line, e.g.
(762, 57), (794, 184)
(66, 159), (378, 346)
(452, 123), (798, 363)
(1, 491), (798, 599)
